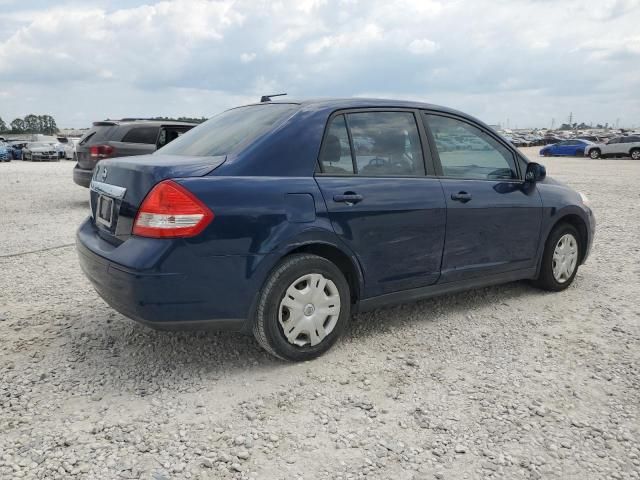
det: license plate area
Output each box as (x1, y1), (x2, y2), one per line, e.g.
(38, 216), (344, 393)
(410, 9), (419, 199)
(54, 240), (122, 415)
(96, 195), (115, 228)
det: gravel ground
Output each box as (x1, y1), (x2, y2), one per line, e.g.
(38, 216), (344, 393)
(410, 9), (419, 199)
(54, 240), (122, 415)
(0, 149), (639, 480)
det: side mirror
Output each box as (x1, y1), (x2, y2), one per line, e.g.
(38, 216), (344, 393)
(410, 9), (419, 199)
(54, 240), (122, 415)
(525, 162), (546, 183)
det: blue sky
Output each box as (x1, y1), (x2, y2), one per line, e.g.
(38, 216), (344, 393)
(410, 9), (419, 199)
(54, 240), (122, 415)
(0, 0), (638, 128)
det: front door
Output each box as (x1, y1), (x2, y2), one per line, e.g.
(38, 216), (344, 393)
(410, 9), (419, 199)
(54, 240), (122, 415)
(601, 137), (620, 156)
(423, 113), (543, 283)
(315, 111), (447, 298)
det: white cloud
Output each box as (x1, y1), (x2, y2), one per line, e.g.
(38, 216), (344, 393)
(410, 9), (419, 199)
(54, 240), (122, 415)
(407, 38), (439, 55)
(0, 0), (638, 128)
(240, 52), (256, 63)
(266, 40), (287, 53)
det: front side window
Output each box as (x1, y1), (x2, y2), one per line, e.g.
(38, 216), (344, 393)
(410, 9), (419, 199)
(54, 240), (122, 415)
(424, 114), (518, 180)
(347, 112), (425, 176)
(318, 115), (355, 174)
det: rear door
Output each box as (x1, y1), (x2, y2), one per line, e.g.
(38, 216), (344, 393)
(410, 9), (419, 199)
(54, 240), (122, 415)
(315, 110), (447, 298)
(422, 112), (542, 283)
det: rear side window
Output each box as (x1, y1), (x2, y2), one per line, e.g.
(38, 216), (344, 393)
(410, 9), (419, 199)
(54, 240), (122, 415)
(121, 126), (160, 144)
(157, 104), (298, 156)
(424, 114), (517, 180)
(319, 115), (354, 174)
(318, 111), (425, 176)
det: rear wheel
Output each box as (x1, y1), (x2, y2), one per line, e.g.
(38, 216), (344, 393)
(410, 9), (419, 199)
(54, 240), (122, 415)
(631, 148), (640, 160)
(533, 224), (581, 291)
(589, 149), (600, 159)
(253, 254), (351, 361)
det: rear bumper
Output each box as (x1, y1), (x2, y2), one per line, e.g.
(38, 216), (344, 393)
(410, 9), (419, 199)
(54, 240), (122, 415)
(73, 165), (93, 188)
(76, 218), (270, 331)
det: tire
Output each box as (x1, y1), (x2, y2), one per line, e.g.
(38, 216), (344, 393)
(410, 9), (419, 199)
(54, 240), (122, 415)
(543, 151), (551, 157)
(631, 149), (640, 160)
(589, 149), (600, 159)
(253, 253), (351, 361)
(533, 223), (581, 292)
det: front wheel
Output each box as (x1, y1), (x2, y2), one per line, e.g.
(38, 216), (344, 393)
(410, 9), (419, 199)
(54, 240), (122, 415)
(589, 149), (600, 159)
(533, 224), (581, 291)
(631, 149), (640, 160)
(253, 254), (351, 361)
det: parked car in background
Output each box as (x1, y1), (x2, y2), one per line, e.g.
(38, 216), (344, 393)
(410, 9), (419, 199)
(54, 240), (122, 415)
(77, 98), (595, 361)
(7, 141), (28, 160)
(540, 139), (593, 157)
(0, 142), (10, 162)
(55, 137), (80, 160)
(577, 135), (600, 143)
(22, 142), (59, 161)
(543, 135), (564, 145)
(73, 119), (197, 187)
(584, 136), (640, 159)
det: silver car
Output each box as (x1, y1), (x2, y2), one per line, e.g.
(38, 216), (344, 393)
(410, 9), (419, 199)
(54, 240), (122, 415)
(584, 135), (640, 160)
(22, 142), (60, 161)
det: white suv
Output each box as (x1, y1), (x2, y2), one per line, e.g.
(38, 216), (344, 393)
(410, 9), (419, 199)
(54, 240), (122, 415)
(584, 136), (640, 160)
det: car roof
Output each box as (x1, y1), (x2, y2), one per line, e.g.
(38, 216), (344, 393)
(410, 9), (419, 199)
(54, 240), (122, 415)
(239, 97), (464, 116)
(92, 119), (198, 127)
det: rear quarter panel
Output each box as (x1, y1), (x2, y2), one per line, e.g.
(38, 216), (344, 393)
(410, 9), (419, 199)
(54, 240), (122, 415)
(175, 176), (343, 257)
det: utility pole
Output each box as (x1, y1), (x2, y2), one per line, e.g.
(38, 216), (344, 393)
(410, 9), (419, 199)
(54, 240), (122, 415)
(568, 112), (573, 126)
(551, 118), (555, 130)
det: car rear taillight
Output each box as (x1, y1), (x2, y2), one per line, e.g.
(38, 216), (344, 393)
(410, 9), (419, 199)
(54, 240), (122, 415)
(90, 145), (115, 158)
(133, 180), (214, 238)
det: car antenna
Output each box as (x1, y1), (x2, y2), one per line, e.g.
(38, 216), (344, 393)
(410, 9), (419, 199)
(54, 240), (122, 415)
(260, 93), (287, 102)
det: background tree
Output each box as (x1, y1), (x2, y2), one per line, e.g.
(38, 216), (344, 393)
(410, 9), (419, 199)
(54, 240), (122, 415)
(0, 117), (7, 132)
(43, 115), (58, 134)
(24, 114), (39, 133)
(10, 118), (25, 133)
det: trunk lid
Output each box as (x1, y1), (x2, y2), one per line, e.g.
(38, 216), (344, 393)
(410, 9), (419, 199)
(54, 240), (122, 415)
(89, 154), (225, 243)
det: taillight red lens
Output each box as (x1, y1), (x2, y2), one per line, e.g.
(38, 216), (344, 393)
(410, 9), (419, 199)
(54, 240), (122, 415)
(133, 180), (214, 238)
(90, 145), (114, 158)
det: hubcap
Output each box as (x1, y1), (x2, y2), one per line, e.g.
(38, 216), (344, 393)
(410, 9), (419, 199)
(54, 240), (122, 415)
(552, 234), (578, 283)
(278, 273), (341, 347)
(632, 151), (640, 160)
(590, 150), (599, 158)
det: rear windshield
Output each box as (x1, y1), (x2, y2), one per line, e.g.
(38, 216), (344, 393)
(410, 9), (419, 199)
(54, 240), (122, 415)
(79, 125), (117, 146)
(156, 104), (298, 157)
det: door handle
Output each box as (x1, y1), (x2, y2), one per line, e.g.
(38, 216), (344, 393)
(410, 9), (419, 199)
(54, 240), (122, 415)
(333, 193), (363, 204)
(451, 191), (472, 203)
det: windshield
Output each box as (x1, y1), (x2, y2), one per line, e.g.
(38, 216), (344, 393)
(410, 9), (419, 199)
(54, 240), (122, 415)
(156, 104), (298, 157)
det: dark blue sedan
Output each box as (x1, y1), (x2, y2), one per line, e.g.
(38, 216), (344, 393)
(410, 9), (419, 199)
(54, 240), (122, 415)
(77, 99), (595, 361)
(540, 139), (593, 157)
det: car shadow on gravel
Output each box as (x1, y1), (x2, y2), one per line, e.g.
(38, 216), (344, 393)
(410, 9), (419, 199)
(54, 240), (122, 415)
(347, 280), (541, 340)
(66, 280), (544, 386)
